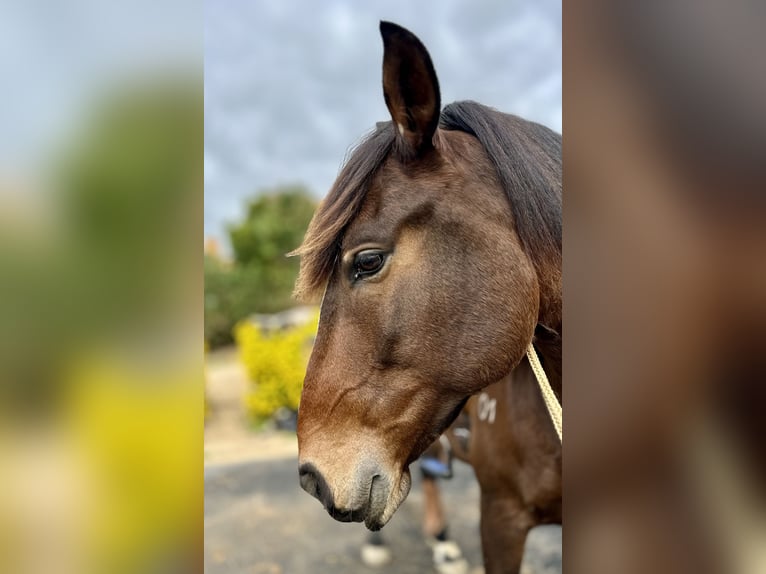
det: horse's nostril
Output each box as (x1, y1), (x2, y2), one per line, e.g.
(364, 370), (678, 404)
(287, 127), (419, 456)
(299, 462), (336, 511)
(298, 463), (320, 498)
(298, 462), (384, 524)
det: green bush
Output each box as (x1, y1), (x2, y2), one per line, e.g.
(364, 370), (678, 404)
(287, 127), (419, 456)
(204, 186), (316, 348)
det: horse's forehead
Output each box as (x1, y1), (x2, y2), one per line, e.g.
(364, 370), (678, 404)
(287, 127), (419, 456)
(370, 129), (487, 197)
(363, 149), (460, 211)
(341, 131), (494, 247)
(374, 157), (442, 199)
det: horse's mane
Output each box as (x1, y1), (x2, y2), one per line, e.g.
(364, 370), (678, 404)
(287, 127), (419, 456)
(292, 101), (562, 300)
(440, 102), (562, 272)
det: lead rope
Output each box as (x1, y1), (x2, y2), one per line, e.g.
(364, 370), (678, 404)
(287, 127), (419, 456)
(526, 343), (562, 443)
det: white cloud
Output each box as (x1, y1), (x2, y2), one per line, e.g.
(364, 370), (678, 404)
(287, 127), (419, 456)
(204, 0), (561, 245)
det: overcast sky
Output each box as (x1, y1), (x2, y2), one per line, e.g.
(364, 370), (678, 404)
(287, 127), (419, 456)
(0, 0), (198, 181)
(204, 0), (561, 247)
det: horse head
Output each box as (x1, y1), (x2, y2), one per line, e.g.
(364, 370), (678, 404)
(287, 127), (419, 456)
(294, 21), (561, 530)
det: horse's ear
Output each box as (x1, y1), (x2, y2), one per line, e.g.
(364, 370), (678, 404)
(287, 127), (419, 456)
(380, 21), (441, 156)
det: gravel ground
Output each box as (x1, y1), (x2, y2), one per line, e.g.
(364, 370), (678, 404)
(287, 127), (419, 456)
(204, 347), (561, 573)
(204, 456), (560, 574)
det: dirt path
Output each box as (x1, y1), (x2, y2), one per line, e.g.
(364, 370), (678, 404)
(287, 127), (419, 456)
(205, 347), (298, 465)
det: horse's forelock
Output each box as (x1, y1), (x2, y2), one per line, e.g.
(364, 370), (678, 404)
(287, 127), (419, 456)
(293, 123), (397, 301)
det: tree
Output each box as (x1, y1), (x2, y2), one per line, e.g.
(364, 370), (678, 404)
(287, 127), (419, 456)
(204, 185), (316, 347)
(228, 185), (316, 268)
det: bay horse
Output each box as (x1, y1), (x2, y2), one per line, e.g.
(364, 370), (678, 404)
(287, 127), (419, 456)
(293, 21), (561, 573)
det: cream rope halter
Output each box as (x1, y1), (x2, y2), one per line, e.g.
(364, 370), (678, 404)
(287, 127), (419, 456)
(526, 343), (562, 442)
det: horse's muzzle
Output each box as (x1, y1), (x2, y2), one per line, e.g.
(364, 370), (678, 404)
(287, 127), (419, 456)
(299, 462), (360, 521)
(298, 461), (390, 529)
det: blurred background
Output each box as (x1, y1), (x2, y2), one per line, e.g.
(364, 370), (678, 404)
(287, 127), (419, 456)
(6, 0), (760, 573)
(202, 1), (561, 573)
(564, 1), (766, 573)
(0, 1), (202, 573)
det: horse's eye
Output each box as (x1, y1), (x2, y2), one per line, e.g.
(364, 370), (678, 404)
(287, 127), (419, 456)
(353, 251), (386, 280)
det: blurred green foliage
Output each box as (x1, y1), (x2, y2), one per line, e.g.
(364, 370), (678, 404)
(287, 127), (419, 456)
(229, 186), (316, 267)
(0, 71), (202, 574)
(61, 78), (202, 326)
(0, 75), (202, 411)
(204, 186), (316, 348)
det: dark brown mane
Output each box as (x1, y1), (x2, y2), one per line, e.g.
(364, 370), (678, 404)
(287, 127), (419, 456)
(440, 101), (562, 275)
(292, 101), (562, 300)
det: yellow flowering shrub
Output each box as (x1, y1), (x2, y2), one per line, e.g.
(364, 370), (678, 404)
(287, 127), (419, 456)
(234, 310), (319, 421)
(61, 351), (202, 574)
